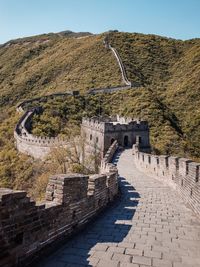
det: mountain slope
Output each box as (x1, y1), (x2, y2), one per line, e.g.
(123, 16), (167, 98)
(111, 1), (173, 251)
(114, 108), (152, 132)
(0, 33), (122, 107)
(0, 30), (200, 194)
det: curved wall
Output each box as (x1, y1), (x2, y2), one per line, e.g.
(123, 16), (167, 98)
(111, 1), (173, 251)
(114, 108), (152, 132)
(14, 41), (136, 159)
(14, 109), (69, 159)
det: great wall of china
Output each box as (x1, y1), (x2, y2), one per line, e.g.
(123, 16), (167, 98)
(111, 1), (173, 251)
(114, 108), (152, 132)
(0, 141), (119, 267)
(14, 37), (134, 159)
(14, 108), (70, 159)
(1, 36), (200, 267)
(133, 144), (200, 217)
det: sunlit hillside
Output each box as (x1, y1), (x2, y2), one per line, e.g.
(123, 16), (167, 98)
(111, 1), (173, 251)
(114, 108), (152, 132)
(0, 30), (200, 196)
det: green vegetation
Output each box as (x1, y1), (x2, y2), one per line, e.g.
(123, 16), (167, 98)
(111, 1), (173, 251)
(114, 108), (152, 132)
(0, 31), (200, 198)
(30, 90), (185, 158)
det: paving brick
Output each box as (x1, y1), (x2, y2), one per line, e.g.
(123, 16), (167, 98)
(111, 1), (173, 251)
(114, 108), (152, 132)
(162, 251), (182, 262)
(97, 259), (120, 267)
(107, 246), (125, 254)
(117, 242), (134, 248)
(152, 245), (170, 253)
(112, 253), (131, 262)
(181, 256), (200, 266)
(125, 248), (143, 256)
(134, 243), (151, 251)
(93, 250), (114, 259)
(173, 263), (200, 267)
(132, 255), (152, 266)
(152, 258), (172, 267)
(91, 244), (108, 251)
(35, 150), (200, 267)
(120, 263), (139, 267)
(143, 249), (162, 259)
(88, 257), (100, 266)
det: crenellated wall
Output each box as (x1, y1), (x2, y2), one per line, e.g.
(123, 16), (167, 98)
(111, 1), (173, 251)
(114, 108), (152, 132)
(133, 147), (200, 217)
(14, 39), (138, 159)
(0, 143), (119, 267)
(82, 116), (151, 157)
(101, 140), (119, 172)
(15, 107), (150, 161)
(14, 109), (69, 159)
(109, 45), (132, 86)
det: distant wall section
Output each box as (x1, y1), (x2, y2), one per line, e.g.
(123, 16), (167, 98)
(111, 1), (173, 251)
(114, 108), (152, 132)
(14, 109), (69, 159)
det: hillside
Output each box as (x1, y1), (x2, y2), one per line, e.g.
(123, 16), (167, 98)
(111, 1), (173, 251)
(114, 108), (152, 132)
(0, 30), (200, 196)
(0, 32), (121, 108)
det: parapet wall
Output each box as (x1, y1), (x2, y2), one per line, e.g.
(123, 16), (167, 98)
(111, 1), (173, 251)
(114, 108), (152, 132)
(82, 117), (149, 133)
(104, 121), (149, 133)
(133, 147), (200, 217)
(109, 45), (132, 86)
(101, 140), (118, 172)
(14, 109), (69, 159)
(82, 117), (106, 133)
(0, 143), (118, 267)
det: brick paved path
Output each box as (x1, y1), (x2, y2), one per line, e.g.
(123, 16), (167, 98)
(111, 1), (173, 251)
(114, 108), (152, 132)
(38, 149), (200, 267)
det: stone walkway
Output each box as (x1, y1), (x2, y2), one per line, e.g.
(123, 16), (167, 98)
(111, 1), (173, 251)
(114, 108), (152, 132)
(37, 149), (200, 267)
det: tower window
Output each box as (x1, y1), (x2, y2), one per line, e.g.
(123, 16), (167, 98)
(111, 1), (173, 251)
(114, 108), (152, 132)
(90, 134), (92, 140)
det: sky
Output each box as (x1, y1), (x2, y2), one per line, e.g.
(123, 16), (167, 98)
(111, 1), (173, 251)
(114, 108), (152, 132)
(0, 0), (200, 44)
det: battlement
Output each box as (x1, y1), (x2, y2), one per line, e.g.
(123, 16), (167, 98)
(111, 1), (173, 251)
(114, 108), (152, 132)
(82, 116), (149, 133)
(82, 115), (150, 158)
(101, 140), (118, 172)
(14, 131), (68, 146)
(82, 117), (106, 132)
(133, 148), (200, 217)
(14, 108), (69, 159)
(0, 142), (118, 267)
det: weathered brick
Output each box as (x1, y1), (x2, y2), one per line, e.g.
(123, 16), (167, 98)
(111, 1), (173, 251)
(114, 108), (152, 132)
(132, 256), (152, 266)
(152, 258), (172, 267)
(125, 248), (143, 256)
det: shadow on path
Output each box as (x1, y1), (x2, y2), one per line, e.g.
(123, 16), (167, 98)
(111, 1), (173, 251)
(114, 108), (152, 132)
(36, 150), (140, 267)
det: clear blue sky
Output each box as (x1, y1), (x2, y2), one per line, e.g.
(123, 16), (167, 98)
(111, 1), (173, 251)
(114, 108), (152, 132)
(1, 0), (200, 44)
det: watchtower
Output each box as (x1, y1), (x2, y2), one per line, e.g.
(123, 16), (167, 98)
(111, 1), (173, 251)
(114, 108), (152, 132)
(81, 115), (151, 157)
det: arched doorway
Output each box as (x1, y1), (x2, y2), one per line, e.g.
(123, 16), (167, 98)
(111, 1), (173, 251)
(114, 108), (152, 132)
(124, 135), (129, 147)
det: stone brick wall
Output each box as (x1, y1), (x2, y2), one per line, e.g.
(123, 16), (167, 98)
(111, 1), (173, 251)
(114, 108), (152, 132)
(0, 143), (118, 267)
(82, 117), (151, 157)
(133, 148), (200, 217)
(14, 109), (69, 159)
(101, 140), (118, 172)
(14, 38), (141, 160)
(109, 45), (132, 86)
